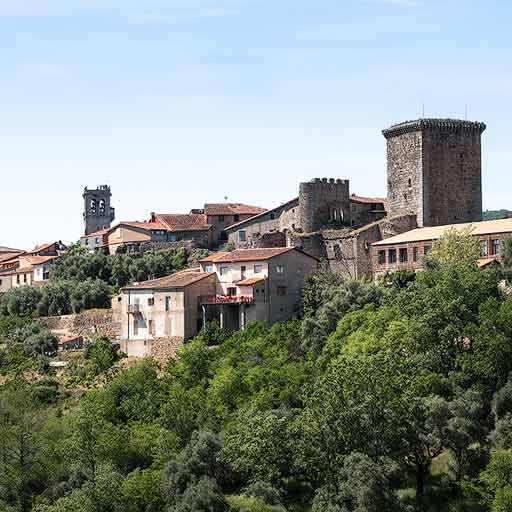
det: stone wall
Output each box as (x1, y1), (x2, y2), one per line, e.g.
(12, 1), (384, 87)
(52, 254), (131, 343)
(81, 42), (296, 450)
(118, 337), (184, 361)
(383, 119), (486, 228)
(38, 309), (120, 339)
(234, 231), (287, 250)
(299, 178), (351, 232)
(319, 215), (418, 278)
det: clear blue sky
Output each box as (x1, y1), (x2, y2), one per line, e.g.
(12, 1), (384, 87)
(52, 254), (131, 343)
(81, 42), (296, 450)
(1, 0), (511, 249)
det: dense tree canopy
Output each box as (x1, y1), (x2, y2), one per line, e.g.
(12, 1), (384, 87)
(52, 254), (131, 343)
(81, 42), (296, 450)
(2, 254), (512, 511)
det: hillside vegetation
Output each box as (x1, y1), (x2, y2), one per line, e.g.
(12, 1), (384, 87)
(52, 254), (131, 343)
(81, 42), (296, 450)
(2, 234), (512, 511)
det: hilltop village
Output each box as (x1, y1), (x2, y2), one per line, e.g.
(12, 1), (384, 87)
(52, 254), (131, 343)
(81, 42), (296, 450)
(2, 117), (510, 359)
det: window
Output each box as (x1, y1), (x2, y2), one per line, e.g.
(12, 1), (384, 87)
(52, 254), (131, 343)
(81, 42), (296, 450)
(165, 296), (171, 311)
(169, 234), (177, 242)
(254, 264), (262, 274)
(378, 250), (386, 265)
(270, 213), (275, 220)
(234, 214), (240, 222)
(148, 320), (155, 336)
(239, 230), (247, 242)
(219, 231), (228, 241)
(481, 240), (488, 257)
(99, 199), (105, 213)
(16, 275), (20, 284)
(90, 199), (97, 213)
(227, 287), (237, 296)
(413, 246), (419, 262)
(220, 266), (228, 276)
(85, 239), (89, 245)
(408, 178), (412, 188)
(133, 319), (139, 335)
(491, 239), (500, 256)
(276, 265), (285, 274)
(424, 245), (432, 256)
(218, 215), (225, 222)
(148, 297), (155, 306)
(23, 274), (27, 283)
(399, 248), (408, 263)
(0, 279), (2, 286)
(204, 264), (213, 272)
(388, 249), (397, 263)
(95, 238), (100, 244)
(277, 286), (287, 296)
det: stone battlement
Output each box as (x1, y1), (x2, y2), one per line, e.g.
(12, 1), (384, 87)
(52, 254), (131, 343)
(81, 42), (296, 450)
(382, 118), (486, 139)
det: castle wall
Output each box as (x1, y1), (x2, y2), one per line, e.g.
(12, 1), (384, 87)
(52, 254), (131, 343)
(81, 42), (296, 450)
(299, 178), (351, 232)
(422, 126), (483, 226)
(383, 119), (485, 228)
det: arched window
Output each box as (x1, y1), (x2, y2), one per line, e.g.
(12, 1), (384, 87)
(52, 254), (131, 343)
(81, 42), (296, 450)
(99, 199), (105, 213)
(90, 199), (97, 213)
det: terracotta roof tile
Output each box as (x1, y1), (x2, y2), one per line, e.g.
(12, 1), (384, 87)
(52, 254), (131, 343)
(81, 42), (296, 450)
(200, 252), (229, 262)
(204, 203), (267, 216)
(373, 218), (512, 247)
(0, 246), (24, 254)
(237, 277), (265, 286)
(122, 271), (215, 290)
(225, 197), (300, 232)
(154, 214), (211, 232)
(113, 221), (167, 231)
(350, 194), (386, 204)
(0, 253), (22, 263)
(201, 247), (312, 263)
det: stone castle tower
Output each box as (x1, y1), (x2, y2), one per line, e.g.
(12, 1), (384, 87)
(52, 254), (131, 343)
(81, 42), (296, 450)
(298, 178), (351, 233)
(83, 185), (115, 235)
(382, 119), (486, 227)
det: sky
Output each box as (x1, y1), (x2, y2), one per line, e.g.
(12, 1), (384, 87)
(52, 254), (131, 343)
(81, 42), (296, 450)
(1, 0), (512, 249)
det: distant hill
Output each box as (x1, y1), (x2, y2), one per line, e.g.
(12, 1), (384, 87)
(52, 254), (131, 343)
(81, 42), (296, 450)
(483, 209), (512, 221)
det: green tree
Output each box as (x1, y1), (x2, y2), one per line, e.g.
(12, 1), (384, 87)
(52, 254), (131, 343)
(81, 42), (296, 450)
(0, 387), (47, 512)
(428, 226), (481, 269)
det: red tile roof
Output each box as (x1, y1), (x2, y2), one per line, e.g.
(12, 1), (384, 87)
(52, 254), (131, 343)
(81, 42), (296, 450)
(200, 252), (229, 262)
(0, 253), (22, 263)
(83, 228), (110, 238)
(28, 241), (57, 254)
(122, 270), (215, 290)
(113, 221), (167, 231)
(0, 246), (24, 254)
(153, 214), (211, 232)
(200, 247), (317, 263)
(350, 194), (386, 204)
(237, 277), (265, 286)
(204, 203), (266, 216)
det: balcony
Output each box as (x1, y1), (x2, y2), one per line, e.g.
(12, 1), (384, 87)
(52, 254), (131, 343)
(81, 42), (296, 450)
(200, 295), (254, 305)
(127, 304), (140, 314)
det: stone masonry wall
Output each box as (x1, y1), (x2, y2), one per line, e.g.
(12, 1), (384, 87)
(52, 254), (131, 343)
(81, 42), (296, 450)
(385, 130), (423, 223)
(422, 126), (483, 226)
(383, 119), (485, 228)
(38, 310), (120, 339)
(299, 178), (351, 232)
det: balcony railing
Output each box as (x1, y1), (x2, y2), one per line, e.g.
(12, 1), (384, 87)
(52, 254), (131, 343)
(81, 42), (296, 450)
(127, 304), (140, 314)
(200, 295), (254, 305)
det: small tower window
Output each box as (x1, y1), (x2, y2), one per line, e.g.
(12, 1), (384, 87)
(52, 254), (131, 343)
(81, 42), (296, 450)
(90, 199), (97, 213)
(99, 199), (105, 213)
(408, 178), (412, 188)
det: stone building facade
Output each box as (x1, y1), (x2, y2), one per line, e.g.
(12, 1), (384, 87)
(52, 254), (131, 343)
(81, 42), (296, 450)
(83, 185), (115, 236)
(383, 119), (486, 227)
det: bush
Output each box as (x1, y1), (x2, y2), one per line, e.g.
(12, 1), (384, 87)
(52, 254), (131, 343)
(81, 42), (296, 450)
(84, 334), (117, 373)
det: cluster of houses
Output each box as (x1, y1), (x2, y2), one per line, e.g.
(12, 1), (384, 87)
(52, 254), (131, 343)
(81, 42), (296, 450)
(4, 117), (512, 359)
(0, 242), (66, 294)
